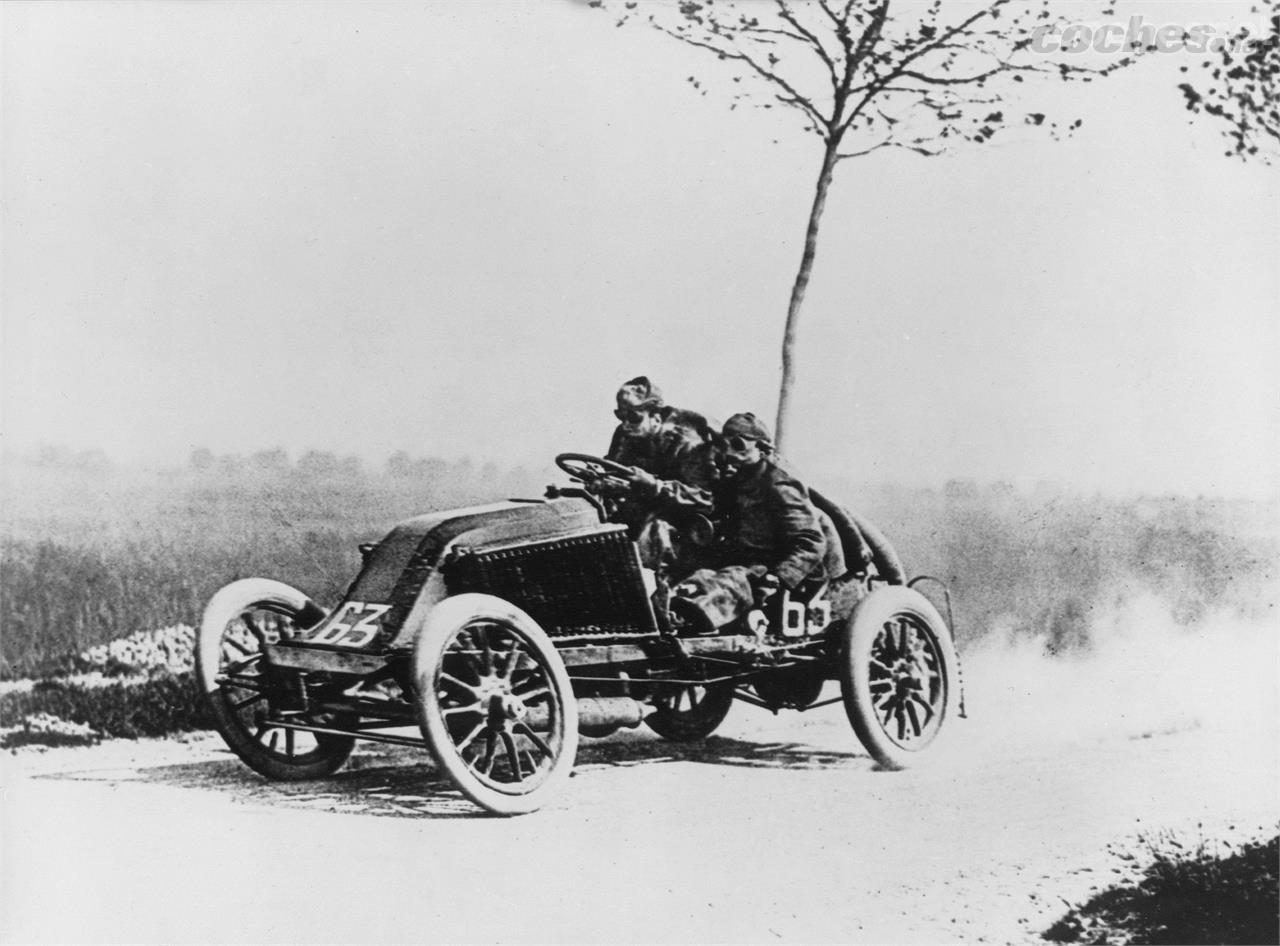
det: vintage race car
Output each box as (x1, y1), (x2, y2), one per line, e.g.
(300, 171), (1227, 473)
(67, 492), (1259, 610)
(196, 453), (963, 815)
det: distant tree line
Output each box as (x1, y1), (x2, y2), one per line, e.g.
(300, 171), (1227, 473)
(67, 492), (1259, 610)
(188, 446), (368, 477)
(186, 447), (525, 486)
(9, 443), (534, 490)
(26, 444), (113, 472)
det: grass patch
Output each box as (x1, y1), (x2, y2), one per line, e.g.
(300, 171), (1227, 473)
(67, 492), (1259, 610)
(0, 673), (211, 740)
(1045, 828), (1279, 945)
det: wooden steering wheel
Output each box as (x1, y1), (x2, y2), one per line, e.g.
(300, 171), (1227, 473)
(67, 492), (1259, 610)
(555, 453), (633, 482)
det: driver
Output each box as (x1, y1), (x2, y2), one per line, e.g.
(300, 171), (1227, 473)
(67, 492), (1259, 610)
(595, 377), (720, 566)
(604, 376), (714, 481)
(669, 413), (832, 636)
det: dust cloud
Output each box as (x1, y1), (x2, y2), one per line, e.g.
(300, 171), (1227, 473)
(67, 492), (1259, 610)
(955, 589), (1279, 756)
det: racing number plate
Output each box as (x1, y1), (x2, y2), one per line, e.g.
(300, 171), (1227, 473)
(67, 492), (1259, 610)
(297, 601), (389, 648)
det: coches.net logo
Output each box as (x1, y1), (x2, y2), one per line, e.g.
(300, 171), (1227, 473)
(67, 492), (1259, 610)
(1028, 15), (1264, 55)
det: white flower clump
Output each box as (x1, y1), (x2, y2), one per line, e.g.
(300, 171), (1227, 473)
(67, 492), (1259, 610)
(78, 624), (196, 675)
(1, 712), (102, 749)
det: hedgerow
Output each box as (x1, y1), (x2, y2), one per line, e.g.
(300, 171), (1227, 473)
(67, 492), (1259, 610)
(0, 674), (210, 739)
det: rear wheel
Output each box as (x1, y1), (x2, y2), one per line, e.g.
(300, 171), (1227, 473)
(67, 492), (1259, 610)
(646, 681), (734, 741)
(839, 586), (956, 769)
(752, 664), (826, 711)
(413, 594), (578, 816)
(196, 578), (355, 780)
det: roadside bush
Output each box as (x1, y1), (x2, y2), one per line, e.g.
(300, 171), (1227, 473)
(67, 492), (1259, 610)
(1045, 829), (1280, 945)
(0, 712), (101, 749)
(0, 674), (210, 739)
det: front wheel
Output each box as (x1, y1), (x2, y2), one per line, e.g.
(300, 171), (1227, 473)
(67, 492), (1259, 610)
(196, 578), (355, 780)
(839, 586), (957, 769)
(413, 594), (579, 816)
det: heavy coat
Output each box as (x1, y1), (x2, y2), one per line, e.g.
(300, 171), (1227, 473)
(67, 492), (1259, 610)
(606, 406), (718, 516)
(709, 456), (828, 590)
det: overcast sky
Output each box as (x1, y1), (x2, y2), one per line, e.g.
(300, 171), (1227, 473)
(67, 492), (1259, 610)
(2, 0), (1276, 497)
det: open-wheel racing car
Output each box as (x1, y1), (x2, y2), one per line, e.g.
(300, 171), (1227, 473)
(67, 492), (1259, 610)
(196, 453), (964, 815)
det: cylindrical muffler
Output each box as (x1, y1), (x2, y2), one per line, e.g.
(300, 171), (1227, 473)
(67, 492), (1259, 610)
(521, 696), (651, 736)
(576, 696), (649, 736)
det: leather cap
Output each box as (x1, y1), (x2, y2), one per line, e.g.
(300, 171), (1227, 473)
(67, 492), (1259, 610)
(722, 412), (773, 448)
(615, 376), (664, 411)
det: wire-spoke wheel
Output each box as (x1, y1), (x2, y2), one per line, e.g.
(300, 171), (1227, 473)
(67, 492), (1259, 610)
(413, 594), (578, 816)
(646, 681), (734, 741)
(840, 586), (956, 769)
(196, 578), (355, 780)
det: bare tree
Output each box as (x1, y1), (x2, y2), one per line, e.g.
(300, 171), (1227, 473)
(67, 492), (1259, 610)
(589, 0), (1131, 450)
(1179, 3), (1278, 164)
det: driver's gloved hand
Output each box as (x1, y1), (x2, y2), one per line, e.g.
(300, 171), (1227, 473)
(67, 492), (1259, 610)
(626, 468), (659, 498)
(596, 475), (632, 497)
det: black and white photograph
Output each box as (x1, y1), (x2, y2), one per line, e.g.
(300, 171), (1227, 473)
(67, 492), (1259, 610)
(1, 1), (1276, 943)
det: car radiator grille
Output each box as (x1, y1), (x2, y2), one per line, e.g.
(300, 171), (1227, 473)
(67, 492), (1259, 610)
(446, 528), (658, 639)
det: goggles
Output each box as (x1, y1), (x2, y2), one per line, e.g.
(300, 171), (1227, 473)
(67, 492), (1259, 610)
(724, 435), (758, 452)
(614, 409), (649, 424)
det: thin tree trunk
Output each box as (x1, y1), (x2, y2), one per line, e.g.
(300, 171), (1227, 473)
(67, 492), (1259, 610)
(775, 140), (840, 452)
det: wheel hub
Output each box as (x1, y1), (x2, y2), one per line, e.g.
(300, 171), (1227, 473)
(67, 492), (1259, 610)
(497, 693), (528, 721)
(477, 673), (527, 729)
(891, 657), (927, 696)
(887, 623), (933, 700)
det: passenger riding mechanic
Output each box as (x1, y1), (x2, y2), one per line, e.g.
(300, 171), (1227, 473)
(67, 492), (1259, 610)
(670, 413), (836, 636)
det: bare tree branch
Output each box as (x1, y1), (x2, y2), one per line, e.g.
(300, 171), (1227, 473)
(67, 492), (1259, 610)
(649, 21), (832, 132)
(898, 65), (1022, 86)
(849, 0), (1011, 114)
(775, 1), (839, 92)
(836, 139), (894, 159)
(835, 136), (947, 159)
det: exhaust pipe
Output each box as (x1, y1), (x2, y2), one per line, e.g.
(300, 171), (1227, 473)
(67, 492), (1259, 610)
(575, 696), (650, 737)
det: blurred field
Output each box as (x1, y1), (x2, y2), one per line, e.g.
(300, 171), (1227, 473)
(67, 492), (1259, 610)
(0, 452), (546, 678)
(2, 451), (1276, 679)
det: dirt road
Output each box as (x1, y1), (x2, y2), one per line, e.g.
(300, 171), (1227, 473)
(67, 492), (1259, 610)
(2, 622), (1276, 945)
